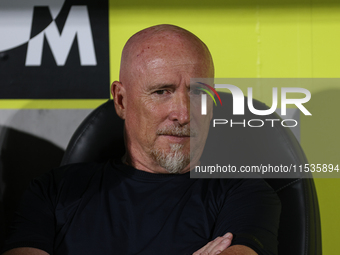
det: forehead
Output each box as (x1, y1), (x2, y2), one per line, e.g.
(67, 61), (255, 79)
(148, 58), (210, 79)
(134, 39), (210, 75)
(133, 57), (211, 92)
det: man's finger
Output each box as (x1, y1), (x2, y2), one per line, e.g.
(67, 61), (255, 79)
(205, 233), (233, 255)
(192, 232), (233, 255)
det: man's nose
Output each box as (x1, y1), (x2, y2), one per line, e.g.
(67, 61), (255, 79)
(169, 92), (191, 125)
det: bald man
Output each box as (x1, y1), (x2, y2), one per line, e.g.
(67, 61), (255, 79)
(2, 25), (280, 255)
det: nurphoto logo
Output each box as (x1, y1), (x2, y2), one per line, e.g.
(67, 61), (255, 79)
(195, 81), (311, 129)
(198, 82), (311, 116)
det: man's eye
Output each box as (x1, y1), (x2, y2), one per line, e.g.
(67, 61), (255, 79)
(155, 90), (167, 95)
(191, 88), (204, 95)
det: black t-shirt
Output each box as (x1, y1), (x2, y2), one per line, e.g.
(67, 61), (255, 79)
(2, 160), (281, 255)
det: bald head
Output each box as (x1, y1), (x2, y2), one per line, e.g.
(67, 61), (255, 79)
(119, 24), (214, 85)
(111, 25), (214, 174)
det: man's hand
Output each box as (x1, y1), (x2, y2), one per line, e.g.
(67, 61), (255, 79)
(193, 232), (233, 255)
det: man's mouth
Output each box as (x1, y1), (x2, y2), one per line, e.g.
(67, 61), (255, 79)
(162, 134), (190, 137)
(161, 134), (191, 143)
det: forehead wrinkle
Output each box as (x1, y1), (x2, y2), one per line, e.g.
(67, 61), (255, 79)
(147, 83), (177, 91)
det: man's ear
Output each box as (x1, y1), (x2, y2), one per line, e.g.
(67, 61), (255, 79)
(111, 81), (126, 120)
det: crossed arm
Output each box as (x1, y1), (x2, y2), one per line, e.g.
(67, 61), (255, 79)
(193, 233), (257, 255)
(3, 233), (258, 255)
(3, 246), (256, 255)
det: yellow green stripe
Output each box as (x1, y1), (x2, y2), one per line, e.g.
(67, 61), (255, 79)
(198, 88), (217, 106)
(0, 99), (107, 109)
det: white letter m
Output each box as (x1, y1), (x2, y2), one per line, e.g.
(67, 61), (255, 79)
(26, 6), (97, 66)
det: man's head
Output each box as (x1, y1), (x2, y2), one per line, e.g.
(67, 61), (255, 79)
(111, 24), (214, 174)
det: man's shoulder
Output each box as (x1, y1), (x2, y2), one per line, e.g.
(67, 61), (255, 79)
(205, 177), (274, 193)
(29, 161), (114, 203)
(51, 161), (109, 181)
(34, 161), (108, 186)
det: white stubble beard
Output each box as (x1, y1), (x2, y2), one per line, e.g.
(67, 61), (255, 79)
(150, 143), (190, 174)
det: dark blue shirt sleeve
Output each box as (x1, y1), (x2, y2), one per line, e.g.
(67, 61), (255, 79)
(212, 179), (281, 255)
